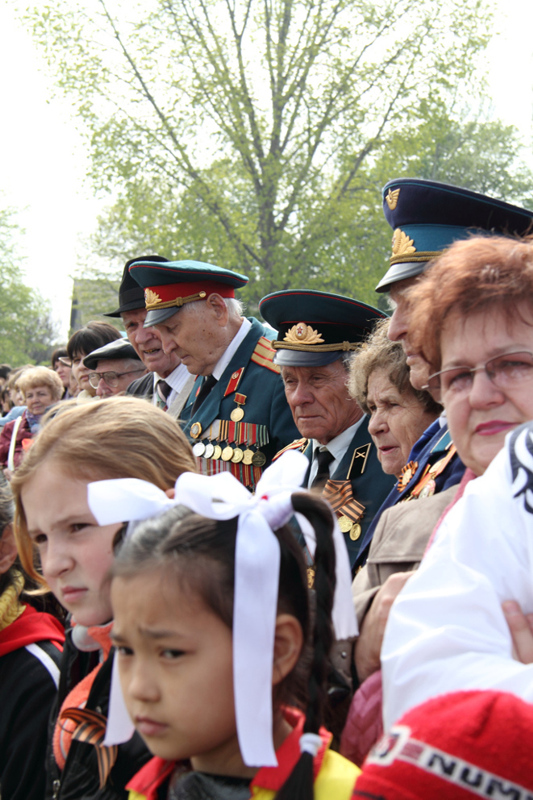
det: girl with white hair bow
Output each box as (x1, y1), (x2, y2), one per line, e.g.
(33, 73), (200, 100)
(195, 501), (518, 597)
(90, 451), (360, 800)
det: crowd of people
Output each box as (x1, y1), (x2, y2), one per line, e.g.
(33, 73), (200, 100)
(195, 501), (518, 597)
(2, 176), (533, 800)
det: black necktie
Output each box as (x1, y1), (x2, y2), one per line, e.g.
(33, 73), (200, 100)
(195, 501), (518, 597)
(191, 375), (217, 415)
(311, 447), (334, 488)
(156, 379), (172, 411)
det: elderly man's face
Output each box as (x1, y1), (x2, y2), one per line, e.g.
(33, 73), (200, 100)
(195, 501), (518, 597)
(92, 358), (145, 398)
(122, 308), (181, 378)
(281, 360), (362, 444)
(154, 299), (234, 377)
(387, 277), (431, 392)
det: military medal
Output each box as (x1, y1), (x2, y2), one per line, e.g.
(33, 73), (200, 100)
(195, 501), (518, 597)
(212, 445), (222, 460)
(418, 478), (436, 498)
(230, 392), (247, 422)
(192, 442), (206, 457)
(337, 515), (352, 533)
(410, 445), (457, 500)
(222, 445), (234, 461)
(252, 451), (267, 467)
(242, 448), (254, 465)
(231, 447), (244, 464)
(204, 443), (215, 459)
(350, 523), (362, 541)
(190, 421), (202, 439)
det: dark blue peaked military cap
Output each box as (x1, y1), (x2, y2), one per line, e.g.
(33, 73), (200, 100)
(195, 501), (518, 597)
(104, 255), (170, 317)
(376, 178), (533, 292)
(260, 289), (386, 366)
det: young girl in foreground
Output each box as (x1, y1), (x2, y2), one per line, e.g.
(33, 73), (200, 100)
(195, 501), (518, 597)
(107, 465), (360, 800)
(11, 397), (196, 800)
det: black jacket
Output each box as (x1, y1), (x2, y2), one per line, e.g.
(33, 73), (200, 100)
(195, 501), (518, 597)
(1, 639), (62, 800)
(45, 630), (151, 800)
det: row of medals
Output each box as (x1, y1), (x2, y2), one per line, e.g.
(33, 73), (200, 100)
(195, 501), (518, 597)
(192, 405), (266, 467)
(192, 439), (267, 467)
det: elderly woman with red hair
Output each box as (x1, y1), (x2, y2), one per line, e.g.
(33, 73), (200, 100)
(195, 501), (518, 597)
(381, 233), (533, 729)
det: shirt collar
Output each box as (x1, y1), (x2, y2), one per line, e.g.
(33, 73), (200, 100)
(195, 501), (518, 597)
(212, 317), (251, 380)
(312, 416), (365, 463)
(159, 362), (193, 393)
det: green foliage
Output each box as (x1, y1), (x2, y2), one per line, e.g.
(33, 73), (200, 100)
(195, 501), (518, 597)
(22, 0), (533, 310)
(0, 206), (60, 365)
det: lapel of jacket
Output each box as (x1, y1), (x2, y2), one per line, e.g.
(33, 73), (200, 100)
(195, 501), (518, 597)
(166, 373), (197, 420)
(331, 416), (373, 482)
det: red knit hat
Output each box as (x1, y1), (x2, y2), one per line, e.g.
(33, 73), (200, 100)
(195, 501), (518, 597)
(353, 690), (532, 799)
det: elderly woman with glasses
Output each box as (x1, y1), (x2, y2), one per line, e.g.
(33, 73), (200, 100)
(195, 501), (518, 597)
(379, 233), (533, 730)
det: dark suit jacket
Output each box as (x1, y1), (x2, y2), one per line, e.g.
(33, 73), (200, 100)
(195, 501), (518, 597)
(126, 372), (154, 401)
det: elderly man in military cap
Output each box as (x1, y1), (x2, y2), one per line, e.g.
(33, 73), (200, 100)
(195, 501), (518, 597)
(259, 289), (396, 570)
(359, 178), (533, 544)
(104, 255), (195, 416)
(350, 179), (533, 691)
(129, 259), (300, 489)
(83, 339), (147, 398)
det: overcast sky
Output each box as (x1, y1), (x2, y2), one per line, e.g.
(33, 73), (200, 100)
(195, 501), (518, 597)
(1, 0), (532, 341)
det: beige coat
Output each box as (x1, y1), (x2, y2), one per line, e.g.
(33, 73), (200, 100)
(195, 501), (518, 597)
(352, 485), (459, 627)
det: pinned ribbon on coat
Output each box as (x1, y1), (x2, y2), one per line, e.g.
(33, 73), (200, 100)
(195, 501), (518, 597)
(87, 450), (357, 767)
(59, 707), (118, 788)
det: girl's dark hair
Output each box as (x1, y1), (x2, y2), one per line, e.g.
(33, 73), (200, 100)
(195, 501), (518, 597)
(67, 321), (121, 360)
(113, 492), (336, 800)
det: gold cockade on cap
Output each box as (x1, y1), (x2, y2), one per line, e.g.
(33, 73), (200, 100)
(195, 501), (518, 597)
(284, 322), (324, 346)
(385, 188), (400, 210)
(145, 288), (162, 309)
(391, 228), (416, 258)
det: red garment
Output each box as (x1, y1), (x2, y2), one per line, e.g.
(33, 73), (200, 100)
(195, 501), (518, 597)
(127, 707), (356, 800)
(0, 603), (64, 657)
(0, 412), (32, 469)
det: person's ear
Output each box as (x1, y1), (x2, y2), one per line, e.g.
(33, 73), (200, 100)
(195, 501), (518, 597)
(272, 613), (303, 686)
(206, 294), (229, 325)
(0, 525), (18, 575)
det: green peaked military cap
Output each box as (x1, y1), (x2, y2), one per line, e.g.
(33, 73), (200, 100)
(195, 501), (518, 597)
(129, 259), (249, 326)
(260, 289), (387, 366)
(376, 178), (533, 292)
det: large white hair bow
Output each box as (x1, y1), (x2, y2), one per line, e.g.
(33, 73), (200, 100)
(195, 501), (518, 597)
(88, 450), (357, 766)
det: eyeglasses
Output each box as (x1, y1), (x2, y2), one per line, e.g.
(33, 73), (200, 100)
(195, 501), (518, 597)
(57, 357), (72, 368)
(424, 351), (533, 401)
(88, 368), (145, 389)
